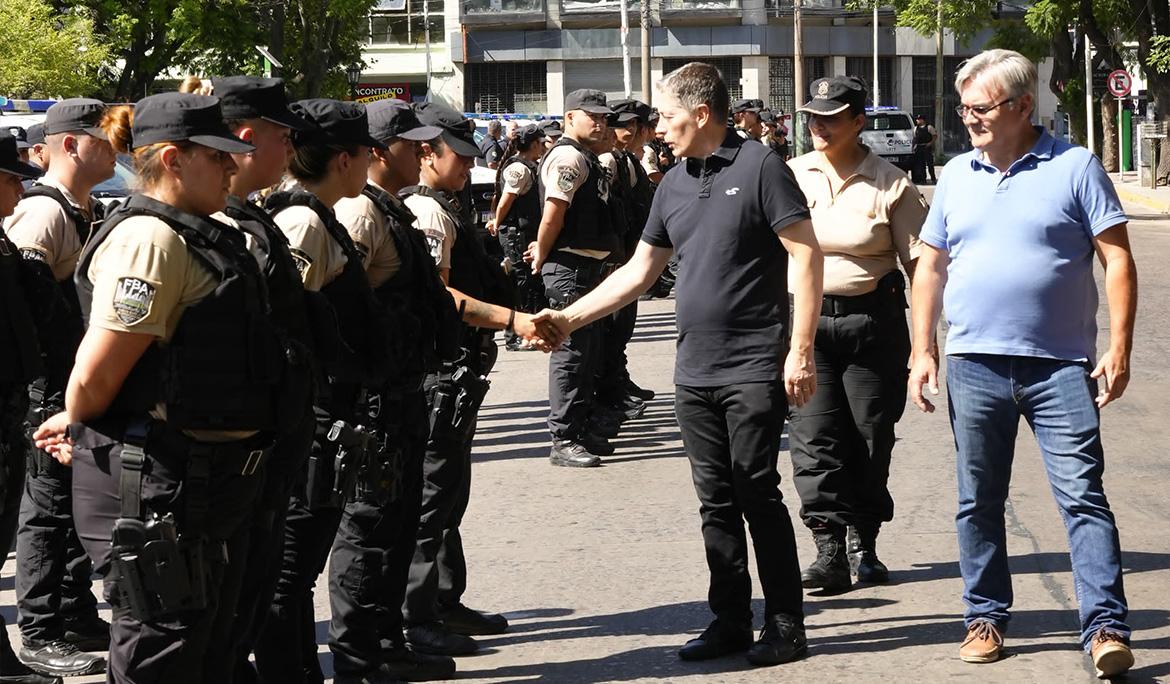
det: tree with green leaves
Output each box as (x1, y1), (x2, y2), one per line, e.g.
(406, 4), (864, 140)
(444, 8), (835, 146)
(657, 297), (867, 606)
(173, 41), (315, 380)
(271, 0), (378, 100)
(0, 0), (110, 99)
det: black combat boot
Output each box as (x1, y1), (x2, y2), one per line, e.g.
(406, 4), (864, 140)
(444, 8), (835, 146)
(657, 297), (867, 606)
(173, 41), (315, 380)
(848, 525), (890, 584)
(0, 631), (62, 684)
(800, 523), (851, 591)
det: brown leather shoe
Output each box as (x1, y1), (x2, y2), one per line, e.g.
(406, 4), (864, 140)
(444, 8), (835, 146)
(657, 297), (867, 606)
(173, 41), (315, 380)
(1090, 628), (1134, 678)
(959, 619), (1003, 663)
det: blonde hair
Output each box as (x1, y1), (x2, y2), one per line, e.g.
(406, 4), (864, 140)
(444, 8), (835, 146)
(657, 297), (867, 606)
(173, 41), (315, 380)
(179, 76), (213, 95)
(954, 49), (1036, 100)
(99, 105), (192, 191)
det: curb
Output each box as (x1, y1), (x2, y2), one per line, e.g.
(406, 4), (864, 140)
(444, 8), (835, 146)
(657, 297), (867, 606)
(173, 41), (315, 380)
(1115, 186), (1170, 214)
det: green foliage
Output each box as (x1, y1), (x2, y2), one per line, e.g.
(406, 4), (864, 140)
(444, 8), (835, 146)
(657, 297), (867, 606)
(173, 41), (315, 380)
(281, 0), (379, 99)
(0, 0), (110, 98)
(846, 0), (999, 44)
(1150, 36), (1170, 74)
(985, 18), (1051, 63)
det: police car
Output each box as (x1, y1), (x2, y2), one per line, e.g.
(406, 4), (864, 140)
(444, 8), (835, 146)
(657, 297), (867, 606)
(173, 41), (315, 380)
(860, 107), (915, 171)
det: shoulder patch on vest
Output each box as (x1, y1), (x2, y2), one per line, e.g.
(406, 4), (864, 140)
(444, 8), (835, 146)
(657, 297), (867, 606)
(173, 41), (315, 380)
(289, 247), (313, 279)
(113, 277), (158, 326)
(505, 165), (525, 184)
(353, 241), (370, 261)
(19, 248), (48, 263)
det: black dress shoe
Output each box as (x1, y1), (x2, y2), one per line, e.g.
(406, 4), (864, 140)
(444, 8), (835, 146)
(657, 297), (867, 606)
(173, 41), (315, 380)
(17, 641), (104, 677)
(62, 614), (111, 652)
(579, 432), (615, 457)
(404, 624), (478, 657)
(626, 379), (655, 401)
(678, 621), (753, 661)
(746, 618), (809, 666)
(549, 440), (602, 468)
(381, 645), (456, 681)
(0, 670), (62, 684)
(442, 603), (508, 636)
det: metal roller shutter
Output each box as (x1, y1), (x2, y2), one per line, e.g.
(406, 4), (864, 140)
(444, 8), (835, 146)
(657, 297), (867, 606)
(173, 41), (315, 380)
(564, 60), (643, 102)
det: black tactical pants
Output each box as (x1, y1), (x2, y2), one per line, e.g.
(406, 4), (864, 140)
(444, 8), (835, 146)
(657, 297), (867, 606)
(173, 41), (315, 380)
(0, 385), (30, 666)
(788, 272), (911, 531)
(499, 228), (546, 346)
(252, 408), (345, 684)
(16, 452), (98, 645)
(595, 299), (638, 404)
(329, 388), (427, 675)
(542, 252), (605, 441)
(675, 381), (804, 628)
(69, 421), (264, 684)
(224, 401), (317, 684)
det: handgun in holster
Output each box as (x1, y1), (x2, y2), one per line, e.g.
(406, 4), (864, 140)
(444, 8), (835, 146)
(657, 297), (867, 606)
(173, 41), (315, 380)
(110, 513), (207, 622)
(328, 420), (372, 507)
(450, 365), (491, 432)
(22, 380), (58, 478)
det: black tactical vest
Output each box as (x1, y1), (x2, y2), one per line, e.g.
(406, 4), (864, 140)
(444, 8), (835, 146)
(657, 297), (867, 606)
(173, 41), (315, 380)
(361, 185), (462, 368)
(74, 195), (290, 432)
(494, 156), (542, 239)
(542, 137), (618, 253)
(18, 184), (101, 394)
(223, 195), (316, 355)
(914, 124), (933, 146)
(0, 230), (43, 386)
(398, 184), (513, 308)
(264, 191), (396, 386)
(621, 149), (654, 252)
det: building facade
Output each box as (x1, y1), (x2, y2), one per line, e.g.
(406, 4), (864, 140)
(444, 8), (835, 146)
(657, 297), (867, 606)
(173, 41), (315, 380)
(357, 0), (1061, 154)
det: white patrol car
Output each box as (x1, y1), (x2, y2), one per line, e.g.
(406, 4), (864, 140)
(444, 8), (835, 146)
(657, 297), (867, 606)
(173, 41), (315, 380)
(860, 107), (916, 171)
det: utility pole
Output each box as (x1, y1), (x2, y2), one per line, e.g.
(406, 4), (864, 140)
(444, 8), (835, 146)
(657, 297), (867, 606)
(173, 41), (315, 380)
(872, 2), (879, 106)
(641, 0), (651, 102)
(1085, 31), (1095, 155)
(934, 0), (943, 162)
(423, 0), (433, 100)
(620, 0), (632, 98)
(794, 0), (804, 155)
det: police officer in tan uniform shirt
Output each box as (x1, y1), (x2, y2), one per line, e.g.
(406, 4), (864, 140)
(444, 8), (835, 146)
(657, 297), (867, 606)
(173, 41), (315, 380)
(787, 76), (929, 591)
(33, 92), (291, 684)
(3, 98), (116, 678)
(0, 130), (63, 684)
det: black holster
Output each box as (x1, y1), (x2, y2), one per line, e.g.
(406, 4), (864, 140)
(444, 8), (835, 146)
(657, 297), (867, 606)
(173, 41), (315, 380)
(305, 420), (373, 509)
(110, 513), (223, 622)
(450, 365), (490, 432)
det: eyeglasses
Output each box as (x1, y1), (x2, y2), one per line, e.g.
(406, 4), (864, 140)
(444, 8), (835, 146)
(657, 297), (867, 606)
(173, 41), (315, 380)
(955, 98), (1014, 118)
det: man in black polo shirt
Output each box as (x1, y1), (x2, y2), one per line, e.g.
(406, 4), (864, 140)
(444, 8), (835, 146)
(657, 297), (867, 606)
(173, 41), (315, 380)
(534, 62), (824, 666)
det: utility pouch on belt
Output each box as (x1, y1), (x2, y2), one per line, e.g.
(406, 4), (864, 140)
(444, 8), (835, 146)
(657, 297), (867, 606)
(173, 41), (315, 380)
(355, 438), (403, 506)
(23, 380), (58, 478)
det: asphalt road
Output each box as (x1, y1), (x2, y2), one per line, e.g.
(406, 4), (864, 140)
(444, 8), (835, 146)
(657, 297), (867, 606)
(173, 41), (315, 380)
(6, 192), (1167, 684)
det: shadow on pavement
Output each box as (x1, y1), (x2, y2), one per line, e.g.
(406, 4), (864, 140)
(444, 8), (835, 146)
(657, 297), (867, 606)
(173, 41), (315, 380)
(893, 551), (1170, 585)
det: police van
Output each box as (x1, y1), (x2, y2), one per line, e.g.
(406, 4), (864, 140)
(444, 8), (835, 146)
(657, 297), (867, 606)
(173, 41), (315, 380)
(860, 107), (915, 171)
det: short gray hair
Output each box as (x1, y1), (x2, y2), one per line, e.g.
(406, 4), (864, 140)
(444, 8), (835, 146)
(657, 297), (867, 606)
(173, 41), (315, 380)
(656, 62), (730, 121)
(954, 49), (1036, 100)
(488, 120), (503, 135)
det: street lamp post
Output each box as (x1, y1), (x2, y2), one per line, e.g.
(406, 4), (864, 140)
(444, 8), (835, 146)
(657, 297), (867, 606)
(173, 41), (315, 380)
(346, 63), (362, 101)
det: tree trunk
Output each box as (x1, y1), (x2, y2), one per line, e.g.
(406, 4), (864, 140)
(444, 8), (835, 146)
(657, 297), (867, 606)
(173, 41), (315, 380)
(1101, 96), (1118, 172)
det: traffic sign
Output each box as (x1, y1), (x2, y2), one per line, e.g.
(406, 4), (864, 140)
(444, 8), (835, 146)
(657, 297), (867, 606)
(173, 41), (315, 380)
(1108, 70), (1133, 97)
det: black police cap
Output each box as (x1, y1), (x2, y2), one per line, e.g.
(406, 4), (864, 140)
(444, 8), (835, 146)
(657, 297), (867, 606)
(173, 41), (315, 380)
(290, 99), (387, 150)
(412, 102), (480, 158)
(797, 76), (867, 116)
(731, 98), (764, 114)
(610, 98), (652, 124)
(0, 131), (44, 179)
(130, 92), (253, 153)
(5, 126), (29, 149)
(212, 76), (312, 132)
(366, 98), (440, 143)
(564, 89), (613, 115)
(26, 124), (45, 146)
(44, 98), (109, 139)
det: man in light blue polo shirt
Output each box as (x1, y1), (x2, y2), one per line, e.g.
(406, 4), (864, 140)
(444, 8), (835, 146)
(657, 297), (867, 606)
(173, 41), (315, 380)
(908, 49), (1138, 678)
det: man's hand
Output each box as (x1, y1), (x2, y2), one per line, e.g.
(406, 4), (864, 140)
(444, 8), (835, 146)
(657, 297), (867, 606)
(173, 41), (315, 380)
(33, 411), (74, 466)
(529, 242), (548, 274)
(908, 350), (940, 413)
(1091, 348), (1130, 408)
(529, 309), (575, 352)
(783, 347), (816, 408)
(512, 311), (568, 351)
(485, 218), (499, 237)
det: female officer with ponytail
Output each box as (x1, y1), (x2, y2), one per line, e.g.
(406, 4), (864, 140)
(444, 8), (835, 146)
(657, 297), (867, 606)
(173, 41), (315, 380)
(33, 92), (293, 684)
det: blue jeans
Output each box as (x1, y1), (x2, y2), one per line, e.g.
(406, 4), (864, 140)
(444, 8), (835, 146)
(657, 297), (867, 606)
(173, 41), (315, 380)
(945, 354), (1130, 651)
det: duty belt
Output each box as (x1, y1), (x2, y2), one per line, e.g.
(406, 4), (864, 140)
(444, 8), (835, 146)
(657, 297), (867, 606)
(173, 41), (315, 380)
(820, 271), (905, 317)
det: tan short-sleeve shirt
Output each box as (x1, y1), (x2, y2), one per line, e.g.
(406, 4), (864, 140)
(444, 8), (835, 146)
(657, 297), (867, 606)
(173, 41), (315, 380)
(788, 149), (927, 296)
(403, 192), (456, 271)
(272, 204), (349, 292)
(540, 144), (597, 204)
(335, 182), (402, 288)
(3, 178), (98, 281)
(87, 216), (217, 342)
(641, 143), (661, 176)
(500, 162), (534, 197)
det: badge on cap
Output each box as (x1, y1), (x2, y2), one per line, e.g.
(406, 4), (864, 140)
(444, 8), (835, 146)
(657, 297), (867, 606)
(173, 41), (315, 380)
(113, 277), (157, 325)
(817, 81), (830, 97)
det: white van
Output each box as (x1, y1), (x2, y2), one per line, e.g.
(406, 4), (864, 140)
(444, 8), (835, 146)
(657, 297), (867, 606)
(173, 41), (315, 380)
(860, 107), (915, 171)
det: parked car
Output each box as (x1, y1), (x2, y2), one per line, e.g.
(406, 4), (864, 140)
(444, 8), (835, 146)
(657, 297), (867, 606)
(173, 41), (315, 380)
(93, 154), (138, 206)
(860, 107), (916, 172)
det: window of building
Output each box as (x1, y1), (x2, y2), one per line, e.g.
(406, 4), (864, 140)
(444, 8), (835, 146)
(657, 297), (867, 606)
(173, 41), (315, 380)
(768, 56), (794, 114)
(844, 56), (896, 107)
(562, 0), (642, 13)
(912, 56), (967, 153)
(368, 0), (445, 46)
(465, 62), (548, 114)
(464, 0), (543, 15)
(660, 0), (740, 10)
(662, 57), (744, 101)
(804, 56), (827, 95)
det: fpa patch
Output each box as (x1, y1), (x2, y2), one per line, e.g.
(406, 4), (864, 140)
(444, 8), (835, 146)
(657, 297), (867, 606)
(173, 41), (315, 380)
(505, 166), (525, 185)
(289, 248), (313, 279)
(113, 277), (157, 325)
(353, 241), (370, 262)
(20, 248), (48, 263)
(556, 165), (580, 195)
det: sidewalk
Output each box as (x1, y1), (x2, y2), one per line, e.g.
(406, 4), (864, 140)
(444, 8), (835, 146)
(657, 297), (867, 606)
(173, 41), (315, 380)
(1112, 173), (1170, 214)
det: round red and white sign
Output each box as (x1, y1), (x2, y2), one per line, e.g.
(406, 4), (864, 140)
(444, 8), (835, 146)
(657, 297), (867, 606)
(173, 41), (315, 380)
(1108, 70), (1132, 97)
